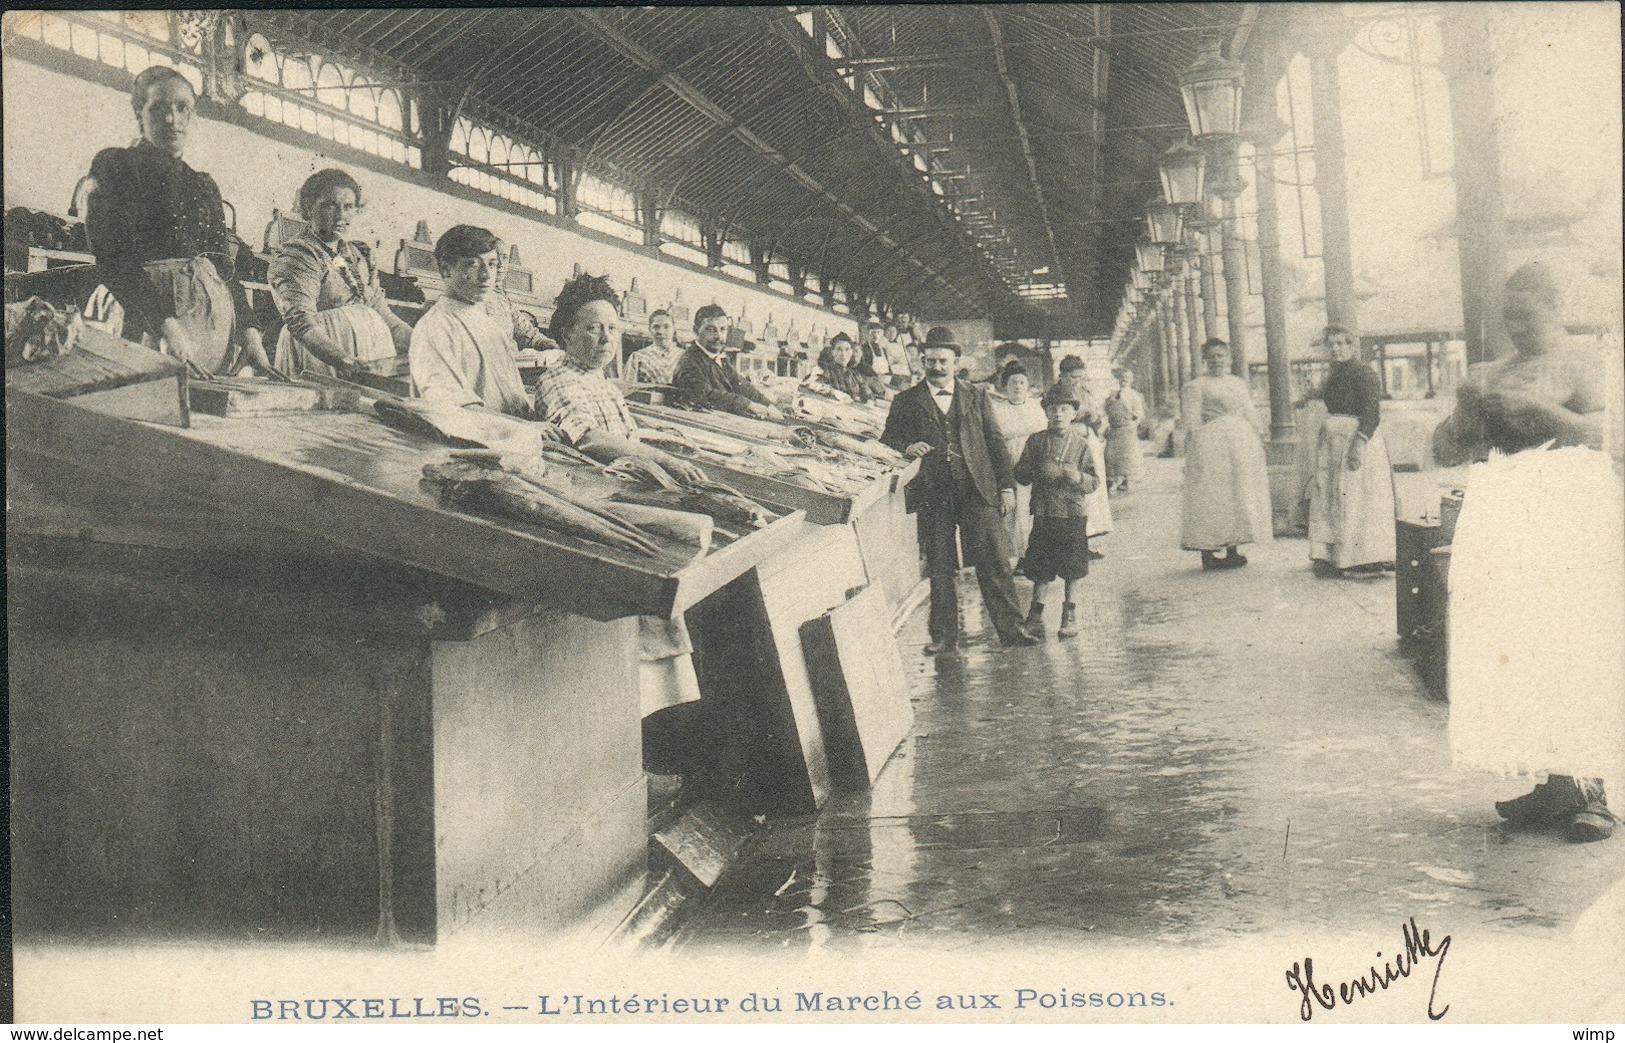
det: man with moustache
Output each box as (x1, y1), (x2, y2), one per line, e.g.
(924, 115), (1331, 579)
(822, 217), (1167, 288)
(881, 326), (1039, 654)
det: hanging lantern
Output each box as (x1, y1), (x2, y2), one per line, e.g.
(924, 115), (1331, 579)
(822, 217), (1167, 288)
(1179, 37), (1244, 140)
(1135, 240), (1166, 273)
(1146, 201), (1184, 245)
(1158, 139), (1207, 206)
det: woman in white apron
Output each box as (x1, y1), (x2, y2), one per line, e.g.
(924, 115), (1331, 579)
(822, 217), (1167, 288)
(1308, 325), (1397, 577)
(270, 169), (412, 377)
(1179, 339), (1274, 568)
(85, 66), (267, 375)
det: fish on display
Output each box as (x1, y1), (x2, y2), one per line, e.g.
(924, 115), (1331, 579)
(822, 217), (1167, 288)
(422, 457), (663, 557)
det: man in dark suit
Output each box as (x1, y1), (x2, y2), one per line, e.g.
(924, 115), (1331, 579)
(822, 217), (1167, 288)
(881, 326), (1039, 654)
(670, 303), (785, 420)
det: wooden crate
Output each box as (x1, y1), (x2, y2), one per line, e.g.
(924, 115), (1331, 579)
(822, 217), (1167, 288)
(800, 584), (914, 789)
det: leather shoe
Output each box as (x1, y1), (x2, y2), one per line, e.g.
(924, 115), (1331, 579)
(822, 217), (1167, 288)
(1566, 804), (1617, 843)
(924, 639), (958, 655)
(999, 628), (1041, 648)
(1495, 778), (1585, 828)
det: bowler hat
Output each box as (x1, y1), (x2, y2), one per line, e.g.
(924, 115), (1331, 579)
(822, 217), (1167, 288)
(921, 326), (962, 355)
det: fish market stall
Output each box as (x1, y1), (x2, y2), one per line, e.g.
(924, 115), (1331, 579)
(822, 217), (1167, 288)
(626, 398), (925, 616)
(6, 360), (807, 945)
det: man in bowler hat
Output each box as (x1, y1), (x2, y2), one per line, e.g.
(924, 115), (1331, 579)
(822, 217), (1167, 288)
(881, 326), (1040, 653)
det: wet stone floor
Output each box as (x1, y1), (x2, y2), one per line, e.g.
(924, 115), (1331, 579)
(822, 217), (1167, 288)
(669, 457), (1625, 954)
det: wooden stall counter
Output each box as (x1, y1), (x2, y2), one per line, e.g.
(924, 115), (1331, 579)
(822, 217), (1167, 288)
(6, 382), (807, 946)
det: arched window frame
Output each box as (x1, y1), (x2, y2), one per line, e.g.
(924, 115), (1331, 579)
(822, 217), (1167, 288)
(235, 28), (421, 167)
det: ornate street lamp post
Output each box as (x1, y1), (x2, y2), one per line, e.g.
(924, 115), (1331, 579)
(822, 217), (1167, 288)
(1178, 36), (1249, 377)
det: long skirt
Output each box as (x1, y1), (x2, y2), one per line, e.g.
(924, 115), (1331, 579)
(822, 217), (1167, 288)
(1105, 425), (1143, 483)
(142, 256), (234, 375)
(1180, 413), (1274, 550)
(1083, 434), (1113, 537)
(1308, 415), (1397, 568)
(275, 302), (397, 377)
(1448, 446), (1625, 787)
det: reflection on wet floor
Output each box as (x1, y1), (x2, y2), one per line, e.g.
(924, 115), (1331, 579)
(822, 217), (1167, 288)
(669, 457), (1625, 954)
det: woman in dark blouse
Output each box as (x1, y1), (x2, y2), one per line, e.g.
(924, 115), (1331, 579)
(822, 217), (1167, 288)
(1307, 325), (1396, 576)
(85, 65), (265, 375)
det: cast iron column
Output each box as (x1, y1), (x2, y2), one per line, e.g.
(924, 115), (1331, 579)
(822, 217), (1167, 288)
(1182, 250), (1204, 372)
(1171, 279), (1192, 386)
(1308, 31), (1359, 331)
(1249, 107), (1296, 448)
(1153, 302), (1173, 414)
(1209, 150), (1251, 378)
(1440, 5), (1509, 366)
(1196, 223), (1221, 345)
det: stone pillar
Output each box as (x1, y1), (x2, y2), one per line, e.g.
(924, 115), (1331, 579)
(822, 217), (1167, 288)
(1440, 5), (1509, 366)
(1308, 32), (1359, 332)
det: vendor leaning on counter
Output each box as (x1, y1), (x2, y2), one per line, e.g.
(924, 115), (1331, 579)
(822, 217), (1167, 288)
(85, 65), (270, 375)
(670, 303), (785, 421)
(530, 273), (705, 483)
(408, 224), (557, 433)
(268, 169), (412, 378)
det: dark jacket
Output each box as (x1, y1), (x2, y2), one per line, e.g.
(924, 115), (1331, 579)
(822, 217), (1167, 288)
(1014, 427), (1098, 518)
(670, 343), (773, 415)
(880, 379), (1015, 512)
(86, 140), (247, 339)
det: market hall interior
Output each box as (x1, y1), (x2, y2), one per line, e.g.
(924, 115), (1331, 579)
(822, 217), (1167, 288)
(4, 3), (1622, 1021)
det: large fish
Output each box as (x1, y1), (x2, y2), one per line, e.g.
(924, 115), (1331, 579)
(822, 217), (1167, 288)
(423, 459), (662, 557)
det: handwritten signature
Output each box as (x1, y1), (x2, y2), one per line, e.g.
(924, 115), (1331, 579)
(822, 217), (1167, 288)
(1285, 917), (1451, 1022)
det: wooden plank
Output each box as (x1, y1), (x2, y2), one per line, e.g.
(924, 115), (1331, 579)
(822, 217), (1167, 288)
(188, 377), (362, 417)
(800, 584), (914, 789)
(6, 389), (803, 621)
(650, 802), (759, 889)
(70, 379), (187, 426)
(5, 328), (184, 403)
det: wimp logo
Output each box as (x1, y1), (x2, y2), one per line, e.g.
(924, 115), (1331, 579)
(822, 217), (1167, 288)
(1572, 1031), (1616, 1042)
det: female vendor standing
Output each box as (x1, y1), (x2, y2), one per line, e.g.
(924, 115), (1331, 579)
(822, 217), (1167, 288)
(269, 168), (413, 377)
(86, 66), (267, 374)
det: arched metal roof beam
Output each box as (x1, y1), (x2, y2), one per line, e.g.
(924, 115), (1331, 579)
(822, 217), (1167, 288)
(982, 8), (1065, 291)
(569, 8), (971, 305)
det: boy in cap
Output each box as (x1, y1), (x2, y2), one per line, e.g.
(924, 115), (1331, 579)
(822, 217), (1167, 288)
(1013, 385), (1099, 638)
